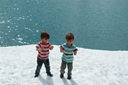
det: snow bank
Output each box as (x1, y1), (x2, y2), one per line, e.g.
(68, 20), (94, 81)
(0, 45), (128, 85)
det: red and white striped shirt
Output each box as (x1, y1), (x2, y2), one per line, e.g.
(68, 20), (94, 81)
(36, 41), (51, 60)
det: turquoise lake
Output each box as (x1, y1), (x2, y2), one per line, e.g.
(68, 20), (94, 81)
(0, 0), (128, 50)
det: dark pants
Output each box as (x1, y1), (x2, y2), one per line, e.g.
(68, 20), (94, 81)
(35, 57), (51, 75)
(60, 60), (73, 76)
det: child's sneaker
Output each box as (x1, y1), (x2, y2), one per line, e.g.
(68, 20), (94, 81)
(60, 73), (64, 78)
(34, 74), (39, 78)
(67, 75), (71, 80)
(47, 73), (53, 77)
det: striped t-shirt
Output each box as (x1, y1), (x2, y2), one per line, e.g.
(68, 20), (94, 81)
(61, 43), (77, 63)
(36, 41), (51, 60)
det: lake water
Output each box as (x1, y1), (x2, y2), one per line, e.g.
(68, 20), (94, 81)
(0, 0), (128, 50)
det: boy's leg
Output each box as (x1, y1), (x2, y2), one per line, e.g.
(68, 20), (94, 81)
(44, 58), (53, 76)
(35, 58), (44, 76)
(60, 60), (66, 78)
(67, 62), (73, 79)
(60, 60), (66, 74)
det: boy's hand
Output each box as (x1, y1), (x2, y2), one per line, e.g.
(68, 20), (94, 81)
(60, 47), (63, 53)
(36, 48), (42, 51)
(41, 46), (44, 49)
(50, 46), (54, 50)
(74, 51), (77, 55)
(36, 46), (43, 51)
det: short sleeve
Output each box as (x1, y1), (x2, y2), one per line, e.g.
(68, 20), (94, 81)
(73, 45), (78, 51)
(74, 48), (78, 51)
(36, 42), (41, 48)
(48, 42), (51, 48)
(60, 43), (65, 49)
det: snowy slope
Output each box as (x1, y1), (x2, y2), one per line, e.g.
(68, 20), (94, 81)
(0, 45), (128, 85)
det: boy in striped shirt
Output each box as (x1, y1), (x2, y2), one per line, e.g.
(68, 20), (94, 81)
(34, 31), (54, 77)
(60, 33), (78, 79)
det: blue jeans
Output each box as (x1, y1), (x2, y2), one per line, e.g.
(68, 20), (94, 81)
(35, 57), (51, 75)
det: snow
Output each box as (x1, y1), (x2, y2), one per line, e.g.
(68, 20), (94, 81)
(0, 45), (128, 85)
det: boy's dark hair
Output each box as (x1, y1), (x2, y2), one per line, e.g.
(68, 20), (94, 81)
(40, 31), (50, 39)
(65, 33), (75, 41)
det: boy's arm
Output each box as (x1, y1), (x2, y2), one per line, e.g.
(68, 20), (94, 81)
(50, 46), (54, 50)
(74, 51), (77, 55)
(60, 46), (63, 53)
(74, 47), (78, 55)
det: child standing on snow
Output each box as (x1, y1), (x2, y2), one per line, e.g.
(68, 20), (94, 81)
(60, 33), (78, 79)
(34, 31), (54, 77)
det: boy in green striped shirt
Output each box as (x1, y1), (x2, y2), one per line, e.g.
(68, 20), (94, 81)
(60, 33), (78, 79)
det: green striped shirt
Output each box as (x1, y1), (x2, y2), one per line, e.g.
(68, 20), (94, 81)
(61, 43), (77, 63)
